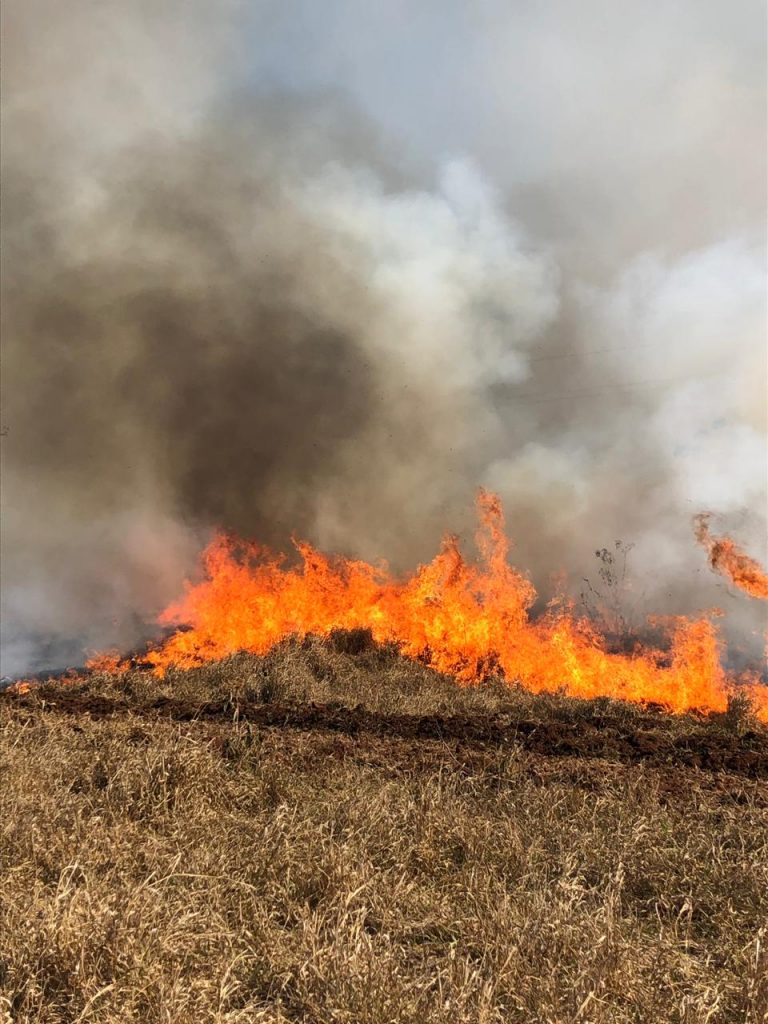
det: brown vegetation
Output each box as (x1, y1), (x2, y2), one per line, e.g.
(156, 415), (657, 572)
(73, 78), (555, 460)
(2, 634), (767, 1023)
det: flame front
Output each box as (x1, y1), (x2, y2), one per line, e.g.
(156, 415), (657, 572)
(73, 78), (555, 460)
(143, 492), (768, 722)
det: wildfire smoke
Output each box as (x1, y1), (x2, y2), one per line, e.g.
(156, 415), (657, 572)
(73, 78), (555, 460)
(2, 2), (766, 679)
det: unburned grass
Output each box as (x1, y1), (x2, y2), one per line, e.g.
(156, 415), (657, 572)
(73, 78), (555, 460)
(1, 637), (767, 1023)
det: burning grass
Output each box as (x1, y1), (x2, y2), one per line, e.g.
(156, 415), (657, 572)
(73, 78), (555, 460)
(68, 492), (768, 725)
(2, 637), (768, 1022)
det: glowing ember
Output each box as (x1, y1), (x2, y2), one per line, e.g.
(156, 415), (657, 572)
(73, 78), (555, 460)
(694, 514), (768, 600)
(141, 491), (767, 722)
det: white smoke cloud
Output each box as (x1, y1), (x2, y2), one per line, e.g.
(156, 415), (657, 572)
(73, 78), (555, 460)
(591, 239), (766, 526)
(294, 159), (558, 392)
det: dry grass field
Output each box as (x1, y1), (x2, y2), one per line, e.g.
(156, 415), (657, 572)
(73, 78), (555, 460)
(2, 633), (767, 1023)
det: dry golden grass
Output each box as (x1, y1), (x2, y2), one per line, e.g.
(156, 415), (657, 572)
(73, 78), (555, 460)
(2, 636), (767, 1023)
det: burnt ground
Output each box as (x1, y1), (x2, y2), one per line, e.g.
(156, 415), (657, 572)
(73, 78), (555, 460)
(4, 685), (768, 780)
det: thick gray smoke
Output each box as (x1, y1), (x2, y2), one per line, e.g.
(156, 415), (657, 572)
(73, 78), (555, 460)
(2, 0), (766, 674)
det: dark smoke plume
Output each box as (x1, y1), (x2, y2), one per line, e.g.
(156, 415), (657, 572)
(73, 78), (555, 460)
(2, 1), (766, 674)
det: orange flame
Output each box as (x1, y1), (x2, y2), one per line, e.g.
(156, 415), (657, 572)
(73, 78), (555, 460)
(6, 680), (32, 695)
(85, 651), (130, 674)
(694, 514), (768, 600)
(142, 492), (767, 722)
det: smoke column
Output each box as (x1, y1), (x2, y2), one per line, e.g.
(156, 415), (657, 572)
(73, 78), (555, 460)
(1, 0), (766, 674)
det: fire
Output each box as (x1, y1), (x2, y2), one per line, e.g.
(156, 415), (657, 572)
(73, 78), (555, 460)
(85, 651), (131, 674)
(694, 514), (768, 599)
(6, 680), (32, 696)
(143, 491), (768, 722)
